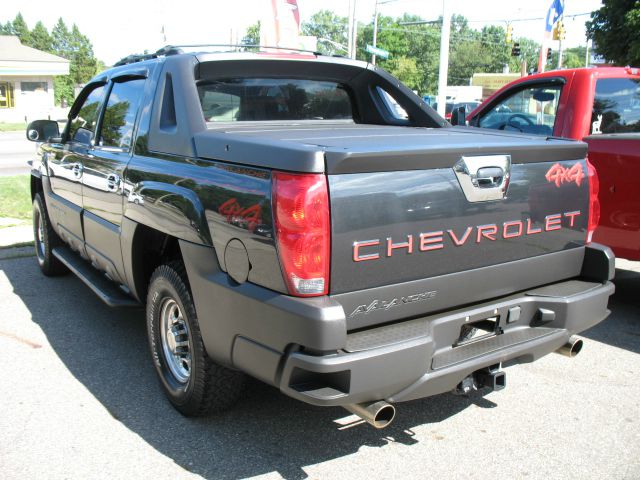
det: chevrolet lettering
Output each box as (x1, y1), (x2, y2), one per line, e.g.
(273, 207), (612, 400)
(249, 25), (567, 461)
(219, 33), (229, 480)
(353, 211), (582, 261)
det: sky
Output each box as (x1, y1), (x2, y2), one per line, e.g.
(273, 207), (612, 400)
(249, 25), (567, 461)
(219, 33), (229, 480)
(3, 0), (603, 66)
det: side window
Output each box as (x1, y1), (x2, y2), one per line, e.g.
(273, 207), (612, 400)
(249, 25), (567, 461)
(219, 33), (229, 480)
(68, 85), (106, 145)
(478, 84), (563, 136)
(592, 78), (640, 134)
(99, 79), (145, 149)
(377, 87), (409, 121)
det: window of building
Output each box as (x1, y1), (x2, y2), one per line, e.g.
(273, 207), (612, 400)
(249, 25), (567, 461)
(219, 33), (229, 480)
(592, 78), (640, 134)
(99, 79), (145, 150)
(21, 81), (48, 93)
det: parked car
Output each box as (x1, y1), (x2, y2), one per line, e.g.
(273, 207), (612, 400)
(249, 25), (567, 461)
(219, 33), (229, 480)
(467, 66), (640, 260)
(25, 48), (612, 428)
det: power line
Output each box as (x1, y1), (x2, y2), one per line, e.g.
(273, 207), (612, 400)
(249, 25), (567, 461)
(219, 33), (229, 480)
(464, 12), (592, 23)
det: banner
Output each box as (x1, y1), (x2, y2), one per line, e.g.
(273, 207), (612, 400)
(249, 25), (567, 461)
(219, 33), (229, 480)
(538, 0), (564, 72)
(260, 0), (301, 50)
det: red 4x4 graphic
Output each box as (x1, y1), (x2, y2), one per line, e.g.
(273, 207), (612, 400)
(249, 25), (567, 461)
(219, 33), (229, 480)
(545, 163), (585, 187)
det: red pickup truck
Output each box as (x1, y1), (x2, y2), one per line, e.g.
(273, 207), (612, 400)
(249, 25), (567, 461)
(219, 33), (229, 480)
(467, 67), (640, 260)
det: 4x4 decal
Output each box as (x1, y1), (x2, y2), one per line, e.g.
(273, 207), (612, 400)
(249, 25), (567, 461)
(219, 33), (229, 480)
(545, 163), (584, 187)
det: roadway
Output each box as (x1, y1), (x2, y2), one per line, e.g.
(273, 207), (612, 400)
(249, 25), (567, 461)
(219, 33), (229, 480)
(0, 130), (36, 176)
(0, 250), (638, 479)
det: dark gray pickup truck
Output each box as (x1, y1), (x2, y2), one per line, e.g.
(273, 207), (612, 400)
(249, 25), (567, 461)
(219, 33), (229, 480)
(26, 46), (614, 428)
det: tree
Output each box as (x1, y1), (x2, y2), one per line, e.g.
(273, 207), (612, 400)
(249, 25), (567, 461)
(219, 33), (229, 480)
(301, 10), (348, 55)
(0, 21), (13, 35)
(29, 21), (52, 52)
(587, 0), (640, 66)
(243, 21), (260, 47)
(68, 24), (97, 85)
(11, 13), (30, 44)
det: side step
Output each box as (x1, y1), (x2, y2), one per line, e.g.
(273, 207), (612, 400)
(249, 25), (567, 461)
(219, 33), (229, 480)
(52, 246), (140, 308)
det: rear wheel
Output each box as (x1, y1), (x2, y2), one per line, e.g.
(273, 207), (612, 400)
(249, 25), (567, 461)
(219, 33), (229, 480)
(32, 192), (68, 276)
(146, 261), (245, 416)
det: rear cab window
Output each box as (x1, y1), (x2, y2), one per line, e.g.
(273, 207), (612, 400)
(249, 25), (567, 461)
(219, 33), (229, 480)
(591, 77), (640, 134)
(197, 78), (353, 123)
(478, 83), (563, 136)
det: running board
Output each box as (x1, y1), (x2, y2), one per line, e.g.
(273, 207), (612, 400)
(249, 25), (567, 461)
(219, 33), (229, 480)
(52, 246), (140, 308)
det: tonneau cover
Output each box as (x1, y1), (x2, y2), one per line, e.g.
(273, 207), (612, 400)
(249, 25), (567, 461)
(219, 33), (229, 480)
(193, 123), (587, 173)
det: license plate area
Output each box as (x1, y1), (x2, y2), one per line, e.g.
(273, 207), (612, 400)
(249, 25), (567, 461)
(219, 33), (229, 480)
(455, 315), (504, 347)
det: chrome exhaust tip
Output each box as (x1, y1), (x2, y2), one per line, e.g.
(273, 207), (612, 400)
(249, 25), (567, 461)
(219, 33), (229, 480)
(556, 336), (583, 357)
(344, 400), (396, 429)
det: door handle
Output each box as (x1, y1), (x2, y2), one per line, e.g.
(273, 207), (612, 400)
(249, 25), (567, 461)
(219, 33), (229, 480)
(107, 174), (121, 192)
(475, 167), (504, 188)
(72, 163), (83, 178)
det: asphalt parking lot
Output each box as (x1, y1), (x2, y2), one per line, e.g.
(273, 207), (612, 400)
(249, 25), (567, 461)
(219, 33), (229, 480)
(0, 249), (639, 480)
(0, 131), (35, 176)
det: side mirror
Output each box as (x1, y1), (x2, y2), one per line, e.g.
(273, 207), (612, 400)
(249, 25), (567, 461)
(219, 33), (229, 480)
(26, 120), (60, 143)
(450, 106), (467, 126)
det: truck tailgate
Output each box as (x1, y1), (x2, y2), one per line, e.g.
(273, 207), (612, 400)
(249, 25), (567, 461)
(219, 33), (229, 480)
(322, 129), (589, 328)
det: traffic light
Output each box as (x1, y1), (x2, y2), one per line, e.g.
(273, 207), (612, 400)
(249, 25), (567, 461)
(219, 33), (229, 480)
(506, 24), (513, 43)
(511, 42), (521, 57)
(557, 21), (565, 40)
(547, 47), (552, 62)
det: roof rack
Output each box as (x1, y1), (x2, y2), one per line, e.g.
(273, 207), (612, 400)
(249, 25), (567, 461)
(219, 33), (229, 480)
(113, 43), (322, 67)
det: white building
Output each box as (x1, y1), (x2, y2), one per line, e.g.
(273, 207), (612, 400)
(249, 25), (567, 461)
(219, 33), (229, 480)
(0, 35), (70, 123)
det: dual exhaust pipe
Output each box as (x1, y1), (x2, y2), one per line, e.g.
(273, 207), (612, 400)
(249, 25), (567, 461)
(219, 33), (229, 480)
(342, 336), (583, 429)
(555, 335), (583, 358)
(344, 400), (396, 429)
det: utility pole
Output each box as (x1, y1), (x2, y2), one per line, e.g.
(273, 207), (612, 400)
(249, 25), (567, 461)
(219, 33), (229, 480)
(347, 0), (358, 60)
(436, 0), (451, 118)
(557, 16), (564, 69)
(372, 1), (379, 64)
(585, 39), (590, 67)
(347, 0), (354, 58)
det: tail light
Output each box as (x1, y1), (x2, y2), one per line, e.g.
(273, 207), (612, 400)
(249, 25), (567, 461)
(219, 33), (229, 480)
(586, 158), (600, 243)
(272, 172), (330, 296)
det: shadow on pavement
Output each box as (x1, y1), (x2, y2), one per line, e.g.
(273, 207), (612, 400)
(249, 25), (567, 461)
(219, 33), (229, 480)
(1, 256), (496, 480)
(579, 268), (640, 355)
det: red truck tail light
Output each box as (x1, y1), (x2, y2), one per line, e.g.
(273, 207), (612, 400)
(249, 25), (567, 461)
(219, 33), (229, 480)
(272, 172), (330, 296)
(586, 158), (600, 243)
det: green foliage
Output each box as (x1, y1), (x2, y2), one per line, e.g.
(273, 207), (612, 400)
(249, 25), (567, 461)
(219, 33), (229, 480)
(1, 14), (102, 106)
(587, 0), (640, 66)
(11, 13), (30, 44)
(29, 21), (52, 52)
(302, 10), (348, 55)
(243, 21), (261, 46)
(0, 175), (32, 221)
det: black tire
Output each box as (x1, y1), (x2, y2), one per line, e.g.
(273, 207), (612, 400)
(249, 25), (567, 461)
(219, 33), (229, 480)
(146, 261), (245, 416)
(32, 192), (68, 276)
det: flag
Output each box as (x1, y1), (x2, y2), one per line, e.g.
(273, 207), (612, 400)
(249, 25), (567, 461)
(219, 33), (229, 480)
(538, 0), (565, 72)
(260, 0), (301, 50)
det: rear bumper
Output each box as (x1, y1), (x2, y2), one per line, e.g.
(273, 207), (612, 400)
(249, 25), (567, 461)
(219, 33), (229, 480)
(279, 279), (613, 406)
(181, 241), (614, 407)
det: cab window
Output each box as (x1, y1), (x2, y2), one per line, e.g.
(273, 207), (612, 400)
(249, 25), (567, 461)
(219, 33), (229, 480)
(99, 79), (145, 150)
(591, 78), (640, 134)
(68, 85), (106, 145)
(478, 84), (563, 136)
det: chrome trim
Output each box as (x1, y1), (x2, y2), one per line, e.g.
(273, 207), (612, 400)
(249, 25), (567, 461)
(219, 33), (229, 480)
(454, 155), (511, 202)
